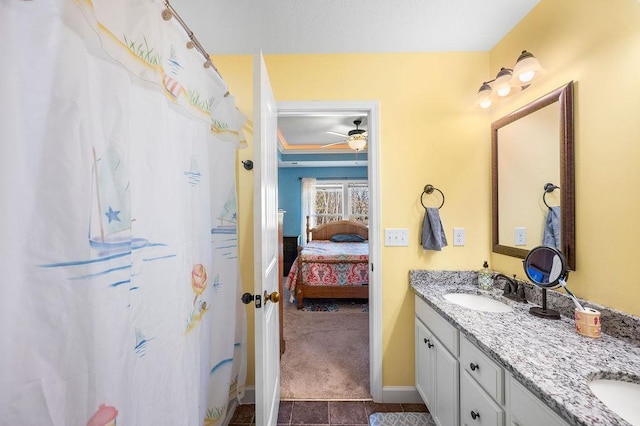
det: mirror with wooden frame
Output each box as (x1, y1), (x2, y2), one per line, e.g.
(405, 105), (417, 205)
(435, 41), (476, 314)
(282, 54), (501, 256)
(491, 82), (575, 270)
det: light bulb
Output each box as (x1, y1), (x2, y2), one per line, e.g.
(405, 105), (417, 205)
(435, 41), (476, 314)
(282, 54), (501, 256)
(476, 82), (493, 109)
(519, 70), (535, 83)
(497, 86), (511, 97)
(493, 68), (513, 98)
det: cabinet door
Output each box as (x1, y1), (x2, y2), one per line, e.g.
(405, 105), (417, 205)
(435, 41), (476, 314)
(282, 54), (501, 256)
(507, 375), (568, 426)
(415, 318), (435, 409)
(434, 339), (459, 426)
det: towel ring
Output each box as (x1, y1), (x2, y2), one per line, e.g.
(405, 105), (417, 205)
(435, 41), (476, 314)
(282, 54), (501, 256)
(421, 184), (445, 210)
(543, 183), (559, 209)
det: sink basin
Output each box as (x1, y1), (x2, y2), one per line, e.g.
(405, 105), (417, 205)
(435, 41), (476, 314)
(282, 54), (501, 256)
(588, 379), (640, 425)
(443, 293), (513, 313)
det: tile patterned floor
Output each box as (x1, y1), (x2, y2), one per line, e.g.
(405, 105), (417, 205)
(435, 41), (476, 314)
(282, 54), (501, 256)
(229, 400), (429, 425)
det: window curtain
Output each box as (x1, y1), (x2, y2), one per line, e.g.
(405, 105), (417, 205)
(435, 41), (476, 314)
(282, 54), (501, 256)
(301, 178), (317, 245)
(0, 1), (246, 425)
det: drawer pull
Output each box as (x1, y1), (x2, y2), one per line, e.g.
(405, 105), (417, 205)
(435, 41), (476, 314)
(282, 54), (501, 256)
(424, 338), (428, 344)
(470, 362), (479, 371)
(470, 410), (480, 420)
(427, 341), (434, 348)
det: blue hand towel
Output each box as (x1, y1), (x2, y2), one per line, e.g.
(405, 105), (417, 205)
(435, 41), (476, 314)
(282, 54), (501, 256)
(542, 206), (561, 249)
(421, 207), (447, 251)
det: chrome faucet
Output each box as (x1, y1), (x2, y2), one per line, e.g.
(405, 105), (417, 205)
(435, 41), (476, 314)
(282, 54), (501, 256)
(495, 274), (527, 303)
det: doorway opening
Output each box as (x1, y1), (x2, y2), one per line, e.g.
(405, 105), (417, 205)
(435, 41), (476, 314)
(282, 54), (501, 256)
(276, 101), (381, 401)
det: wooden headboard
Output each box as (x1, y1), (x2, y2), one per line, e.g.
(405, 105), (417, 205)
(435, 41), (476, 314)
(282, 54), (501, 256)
(306, 216), (369, 241)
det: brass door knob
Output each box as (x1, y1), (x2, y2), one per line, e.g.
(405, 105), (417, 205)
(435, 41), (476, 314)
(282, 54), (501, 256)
(264, 291), (280, 303)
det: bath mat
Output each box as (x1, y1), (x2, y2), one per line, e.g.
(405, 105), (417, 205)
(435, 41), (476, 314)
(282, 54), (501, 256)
(301, 298), (368, 312)
(369, 412), (435, 426)
(302, 299), (338, 311)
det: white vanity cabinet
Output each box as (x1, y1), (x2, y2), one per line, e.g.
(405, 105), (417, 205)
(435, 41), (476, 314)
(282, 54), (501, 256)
(414, 295), (569, 426)
(415, 297), (460, 426)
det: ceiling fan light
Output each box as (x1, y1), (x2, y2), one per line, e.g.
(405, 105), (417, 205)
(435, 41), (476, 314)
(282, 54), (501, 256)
(348, 134), (367, 152)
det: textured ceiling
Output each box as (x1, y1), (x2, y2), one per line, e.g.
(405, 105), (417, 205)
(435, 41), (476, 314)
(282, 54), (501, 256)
(170, 0), (540, 55)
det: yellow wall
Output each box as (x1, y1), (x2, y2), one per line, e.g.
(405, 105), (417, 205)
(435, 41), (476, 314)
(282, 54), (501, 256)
(214, 0), (640, 390)
(489, 0), (640, 316)
(215, 53), (492, 388)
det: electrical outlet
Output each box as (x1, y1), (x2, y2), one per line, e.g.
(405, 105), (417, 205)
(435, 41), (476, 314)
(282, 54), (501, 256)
(384, 228), (409, 246)
(514, 227), (527, 246)
(453, 228), (465, 246)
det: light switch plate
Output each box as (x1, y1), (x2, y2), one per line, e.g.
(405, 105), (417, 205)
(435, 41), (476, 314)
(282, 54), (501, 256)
(384, 228), (409, 246)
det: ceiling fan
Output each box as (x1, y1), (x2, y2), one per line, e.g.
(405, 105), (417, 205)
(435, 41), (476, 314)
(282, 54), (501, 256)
(322, 119), (368, 152)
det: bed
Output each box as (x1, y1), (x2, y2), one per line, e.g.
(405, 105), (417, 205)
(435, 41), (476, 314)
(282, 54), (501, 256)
(285, 217), (369, 309)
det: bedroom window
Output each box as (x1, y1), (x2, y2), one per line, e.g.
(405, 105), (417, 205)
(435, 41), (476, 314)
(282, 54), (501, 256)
(314, 180), (369, 226)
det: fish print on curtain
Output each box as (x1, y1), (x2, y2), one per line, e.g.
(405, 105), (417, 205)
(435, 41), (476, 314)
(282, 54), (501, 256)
(0, 0), (246, 425)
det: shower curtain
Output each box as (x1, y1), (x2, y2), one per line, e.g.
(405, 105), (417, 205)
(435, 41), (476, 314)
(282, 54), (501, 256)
(0, 1), (246, 425)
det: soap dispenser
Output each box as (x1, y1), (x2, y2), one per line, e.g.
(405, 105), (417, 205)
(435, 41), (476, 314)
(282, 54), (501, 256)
(478, 261), (494, 290)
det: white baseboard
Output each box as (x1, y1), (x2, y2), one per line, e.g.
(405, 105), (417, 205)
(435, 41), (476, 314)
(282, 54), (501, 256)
(381, 386), (423, 404)
(235, 385), (421, 405)
(238, 386), (256, 404)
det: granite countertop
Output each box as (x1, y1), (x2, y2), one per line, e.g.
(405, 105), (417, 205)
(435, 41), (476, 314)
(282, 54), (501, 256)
(410, 270), (640, 426)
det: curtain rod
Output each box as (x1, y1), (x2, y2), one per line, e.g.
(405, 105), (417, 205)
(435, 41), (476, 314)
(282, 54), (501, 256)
(162, 0), (229, 97)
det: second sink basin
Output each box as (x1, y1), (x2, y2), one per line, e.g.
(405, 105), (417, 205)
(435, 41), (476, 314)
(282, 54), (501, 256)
(588, 378), (640, 425)
(443, 293), (513, 313)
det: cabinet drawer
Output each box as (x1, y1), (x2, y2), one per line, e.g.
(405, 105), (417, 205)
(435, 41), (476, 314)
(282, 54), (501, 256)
(461, 370), (504, 426)
(461, 334), (504, 404)
(415, 295), (459, 356)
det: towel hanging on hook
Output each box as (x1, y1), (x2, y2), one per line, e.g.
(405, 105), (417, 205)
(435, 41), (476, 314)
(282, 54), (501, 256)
(420, 184), (445, 210)
(543, 182), (559, 208)
(542, 183), (561, 249)
(420, 184), (447, 250)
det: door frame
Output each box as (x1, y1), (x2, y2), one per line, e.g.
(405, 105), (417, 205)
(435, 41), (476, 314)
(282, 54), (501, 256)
(277, 100), (382, 401)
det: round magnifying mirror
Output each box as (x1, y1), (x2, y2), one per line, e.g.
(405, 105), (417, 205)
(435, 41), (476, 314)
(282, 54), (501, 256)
(523, 245), (568, 320)
(523, 245), (568, 288)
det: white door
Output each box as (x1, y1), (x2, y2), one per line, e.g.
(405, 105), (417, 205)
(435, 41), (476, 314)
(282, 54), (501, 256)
(253, 50), (280, 426)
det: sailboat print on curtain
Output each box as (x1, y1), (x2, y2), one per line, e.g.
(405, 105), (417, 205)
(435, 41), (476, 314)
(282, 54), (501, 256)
(89, 144), (148, 253)
(184, 155), (202, 186)
(163, 46), (184, 100)
(38, 144), (172, 289)
(211, 188), (237, 235)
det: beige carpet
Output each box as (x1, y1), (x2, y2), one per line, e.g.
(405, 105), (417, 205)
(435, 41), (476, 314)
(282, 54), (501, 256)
(281, 299), (370, 400)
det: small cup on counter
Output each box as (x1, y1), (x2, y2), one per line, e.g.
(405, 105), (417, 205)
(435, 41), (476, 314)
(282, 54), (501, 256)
(574, 307), (601, 338)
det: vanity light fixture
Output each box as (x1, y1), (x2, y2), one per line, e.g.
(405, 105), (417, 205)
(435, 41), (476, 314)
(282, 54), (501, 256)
(475, 50), (545, 110)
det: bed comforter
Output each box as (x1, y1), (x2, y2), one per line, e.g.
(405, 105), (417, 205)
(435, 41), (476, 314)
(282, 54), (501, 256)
(285, 240), (368, 292)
